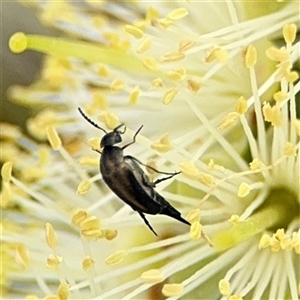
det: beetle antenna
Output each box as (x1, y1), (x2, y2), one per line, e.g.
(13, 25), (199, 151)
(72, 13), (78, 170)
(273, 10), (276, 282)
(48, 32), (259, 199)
(122, 125), (143, 150)
(138, 212), (158, 236)
(78, 107), (107, 134)
(114, 123), (126, 134)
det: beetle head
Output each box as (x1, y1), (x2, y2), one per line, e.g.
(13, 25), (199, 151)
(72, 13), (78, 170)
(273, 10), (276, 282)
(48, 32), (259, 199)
(78, 108), (126, 148)
(100, 124), (125, 147)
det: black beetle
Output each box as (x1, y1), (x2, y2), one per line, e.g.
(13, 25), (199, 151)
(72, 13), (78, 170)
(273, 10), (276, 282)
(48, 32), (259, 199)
(78, 108), (190, 235)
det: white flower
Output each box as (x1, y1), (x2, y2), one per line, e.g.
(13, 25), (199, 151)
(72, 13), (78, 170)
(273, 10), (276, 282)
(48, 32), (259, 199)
(2, 1), (299, 299)
(9, 2), (296, 138)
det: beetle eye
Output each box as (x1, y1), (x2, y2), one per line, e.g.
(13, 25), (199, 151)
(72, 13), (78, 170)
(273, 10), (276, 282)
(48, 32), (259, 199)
(115, 134), (122, 143)
(100, 132), (122, 147)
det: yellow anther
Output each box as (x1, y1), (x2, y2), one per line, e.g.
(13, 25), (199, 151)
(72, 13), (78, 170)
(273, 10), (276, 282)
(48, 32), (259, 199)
(44, 56), (71, 70)
(270, 237), (281, 252)
(0, 123), (21, 140)
(46, 254), (62, 268)
(145, 159), (157, 175)
(213, 48), (228, 63)
(284, 142), (296, 156)
(146, 6), (159, 21)
(158, 18), (173, 28)
(104, 229), (118, 240)
(152, 78), (164, 88)
(135, 21), (148, 29)
(1, 183), (13, 207)
(291, 231), (300, 249)
(87, 137), (101, 151)
(92, 91), (108, 109)
(98, 112), (120, 130)
(45, 222), (58, 249)
(78, 156), (98, 166)
(285, 71), (299, 83)
(281, 237), (293, 250)
(275, 228), (285, 240)
(197, 172), (214, 186)
(218, 112), (239, 130)
(163, 88), (178, 105)
(167, 68), (186, 82)
(228, 295), (243, 300)
(160, 52), (185, 62)
(24, 295), (38, 300)
(273, 91), (287, 102)
(207, 159), (222, 170)
(262, 103), (282, 126)
(137, 37), (152, 53)
(275, 61), (291, 82)
(71, 209), (89, 227)
(110, 79), (125, 91)
(40, 1), (73, 24)
(283, 23), (297, 44)
(46, 126), (62, 150)
(28, 110), (58, 140)
(1, 162), (13, 183)
(141, 269), (164, 283)
(20, 166), (46, 182)
(151, 134), (172, 153)
(238, 182), (250, 197)
(44, 295), (60, 300)
(245, 45), (257, 68)
(259, 234), (271, 249)
(124, 25), (144, 39)
(295, 120), (300, 136)
(294, 243), (300, 254)
(179, 161), (199, 179)
(57, 282), (69, 300)
(16, 244), (30, 267)
(82, 256), (95, 271)
(265, 47), (289, 62)
(205, 46), (228, 63)
(142, 57), (160, 70)
(42, 59), (68, 88)
(129, 86), (141, 105)
(103, 32), (120, 46)
(105, 250), (128, 265)
(39, 146), (50, 166)
(187, 79), (201, 93)
(9, 32), (27, 53)
(97, 65), (110, 77)
(205, 46), (218, 63)
(77, 180), (92, 195)
(190, 221), (202, 240)
(166, 7), (188, 20)
(219, 279), (230, 296)
(249, 158), (264, 170)
(235, 96), (248, 114)
(81, 228), (103, 239)
(186, 208), (201, 223)
(162, 283), (184, 297)
(179, 40), (195, 52)
(79, 216), (101, 231)
(228, 215), (240, 225)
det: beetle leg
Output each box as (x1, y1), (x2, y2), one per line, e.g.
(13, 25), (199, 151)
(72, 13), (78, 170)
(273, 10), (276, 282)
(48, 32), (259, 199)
(92, 148), (102, 154)
(138, 212), (158, 236)
(141, 172), (178, 187)
(142, 173), (156, 188)
(127, 155), (181, 176)
(122, 125), (144, 150)
(153, 173), (180, 185)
